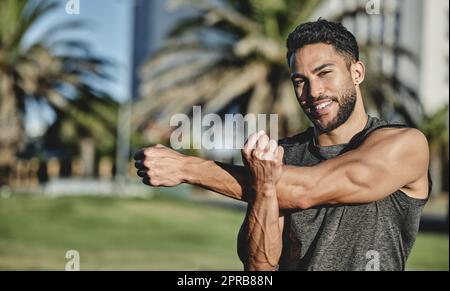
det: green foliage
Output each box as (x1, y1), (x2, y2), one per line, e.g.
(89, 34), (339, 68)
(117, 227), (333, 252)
(420, 105), (449, 154)
(0, 0), (117, 167)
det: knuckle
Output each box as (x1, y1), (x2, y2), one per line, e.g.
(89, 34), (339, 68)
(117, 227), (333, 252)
(252, 150), (262, 160)
(143, 147), (152, 156)
(143, 160), (150, 168)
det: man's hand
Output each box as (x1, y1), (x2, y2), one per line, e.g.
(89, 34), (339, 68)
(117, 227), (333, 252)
(241, 131), (284, 195)
(133, 144), (187, 187)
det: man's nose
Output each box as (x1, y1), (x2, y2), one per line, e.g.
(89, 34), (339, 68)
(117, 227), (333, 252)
(308, 79), (324, 99)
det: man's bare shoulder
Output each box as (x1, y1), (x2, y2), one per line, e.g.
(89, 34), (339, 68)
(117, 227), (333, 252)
(361, 127), (429, 199)
(362, 127), (428, 154)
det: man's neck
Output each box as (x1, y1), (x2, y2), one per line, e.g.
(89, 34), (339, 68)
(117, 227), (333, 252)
(314, 105), (368, 147)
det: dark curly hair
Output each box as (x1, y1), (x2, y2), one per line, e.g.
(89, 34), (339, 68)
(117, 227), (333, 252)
(286, 18), (359, 67)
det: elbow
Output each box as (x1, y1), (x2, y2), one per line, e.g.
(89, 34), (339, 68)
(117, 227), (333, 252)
(294, 182), (317, 209)
(291, 193), (315, 209)
(296, 196), (314, 209)
(278, 189), (314, 210)
(279, 184), (316, 210)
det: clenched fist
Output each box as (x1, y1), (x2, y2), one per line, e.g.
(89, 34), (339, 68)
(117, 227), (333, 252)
(133, 144), (187, 187)
(241, 130), (284, 194)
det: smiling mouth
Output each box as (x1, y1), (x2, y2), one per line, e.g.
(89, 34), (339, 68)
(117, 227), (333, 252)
(308, 99), (334, 116)
(314, 100), (333, 110)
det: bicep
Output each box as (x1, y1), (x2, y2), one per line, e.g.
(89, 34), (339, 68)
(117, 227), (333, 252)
(309, 128), (429, 206)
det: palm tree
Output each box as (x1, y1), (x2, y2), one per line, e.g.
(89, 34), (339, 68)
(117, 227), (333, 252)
(0, 0), (114, 184)
(43, 88), (118, 178)
(43, 87), (118, 158)
(133, 0), (323, 143)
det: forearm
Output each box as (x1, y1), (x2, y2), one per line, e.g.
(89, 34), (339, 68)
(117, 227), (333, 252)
(182, 156), (250, 201)
(245, 187), (283, 271)
(182, 156), (313, 208)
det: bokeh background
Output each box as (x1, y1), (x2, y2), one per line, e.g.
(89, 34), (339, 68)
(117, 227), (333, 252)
(0, 0), (448, 270)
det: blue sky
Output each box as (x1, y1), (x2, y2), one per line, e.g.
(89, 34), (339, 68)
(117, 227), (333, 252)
(24, 0), (134, 136)
(25, 0), (133, 101)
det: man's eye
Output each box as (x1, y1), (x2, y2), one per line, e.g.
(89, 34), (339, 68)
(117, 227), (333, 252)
(319, 71), (331, 77)
(295, 80), (305, 87)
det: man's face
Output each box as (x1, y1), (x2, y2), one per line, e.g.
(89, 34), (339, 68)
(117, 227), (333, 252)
(289, 43), (357, 133)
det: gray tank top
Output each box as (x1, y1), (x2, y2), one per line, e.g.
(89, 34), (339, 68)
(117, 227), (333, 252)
(277, 116), (430, 271)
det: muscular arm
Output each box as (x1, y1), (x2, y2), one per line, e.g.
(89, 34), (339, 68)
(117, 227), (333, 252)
(137, 128), (429, 209)
(245, 186), (284, 270)
(276, 128), (429, 208)
(184, 128), (429, 208)
(238, 134), (284, 270)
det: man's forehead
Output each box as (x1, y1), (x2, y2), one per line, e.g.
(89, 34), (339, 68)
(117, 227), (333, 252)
(289, 43), (342, 71)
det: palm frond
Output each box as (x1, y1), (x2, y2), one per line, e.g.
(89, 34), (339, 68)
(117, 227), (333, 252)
(0, 0), (117, 168)
(203, 62), (268, 113)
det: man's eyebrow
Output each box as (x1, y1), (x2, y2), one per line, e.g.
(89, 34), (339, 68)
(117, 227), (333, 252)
(291, 63), (335, 80)
(312, 63), (334, 73)
(290, 73), (306, 80)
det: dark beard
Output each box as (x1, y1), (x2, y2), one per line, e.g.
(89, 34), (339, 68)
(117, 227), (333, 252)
(306, 88), (357, 133)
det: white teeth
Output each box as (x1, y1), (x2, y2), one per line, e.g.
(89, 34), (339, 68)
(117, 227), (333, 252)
(316, 101), (332, 110)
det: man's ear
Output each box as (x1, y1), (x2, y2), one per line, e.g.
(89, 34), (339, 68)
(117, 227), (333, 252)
(351, 61), (365, 85)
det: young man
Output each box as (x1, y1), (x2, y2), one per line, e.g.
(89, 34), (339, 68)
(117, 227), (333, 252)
(134, 19), (430, 271)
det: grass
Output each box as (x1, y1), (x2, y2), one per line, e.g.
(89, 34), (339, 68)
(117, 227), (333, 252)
(0, 194), (448, 271)
(0, 194), (244, 270)
(406, 233), (449, 271)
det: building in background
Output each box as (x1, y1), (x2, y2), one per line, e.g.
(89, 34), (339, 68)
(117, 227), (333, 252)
(131, 0), (182, 100)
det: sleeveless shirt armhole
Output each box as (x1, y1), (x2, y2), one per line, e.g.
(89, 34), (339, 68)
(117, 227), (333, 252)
(392, 165), (432, 208)
(394, 189), (429, 207)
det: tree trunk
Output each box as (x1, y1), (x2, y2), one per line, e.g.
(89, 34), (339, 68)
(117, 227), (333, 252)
(0, 74), (23, 185)
(80, 138), (95, 177)
(429, 149), (442, 196)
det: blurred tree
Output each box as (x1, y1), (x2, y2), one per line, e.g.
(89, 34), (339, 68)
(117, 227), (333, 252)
(133, 0), (323, 142)
(43, 89), (118, 177)
(419, 105), (449, 195)
(0, 0), (116, 184)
